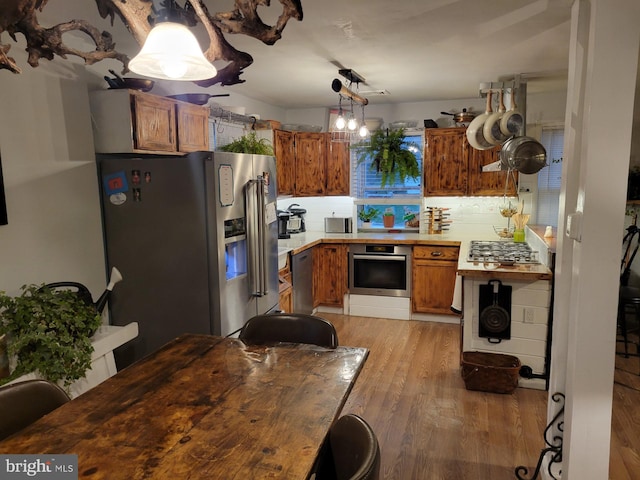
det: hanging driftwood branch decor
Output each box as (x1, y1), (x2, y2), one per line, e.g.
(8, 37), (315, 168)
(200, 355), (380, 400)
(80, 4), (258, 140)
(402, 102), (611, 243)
(0, 0), (303, 86)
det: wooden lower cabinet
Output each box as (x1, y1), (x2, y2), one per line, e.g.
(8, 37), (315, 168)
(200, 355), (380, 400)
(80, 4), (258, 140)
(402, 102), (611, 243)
(412, 245), (460, 315)
(313, 244), (348, 307)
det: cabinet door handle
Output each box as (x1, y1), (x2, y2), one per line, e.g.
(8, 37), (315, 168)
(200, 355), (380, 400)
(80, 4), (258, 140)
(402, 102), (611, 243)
(431, 251), (443, 257)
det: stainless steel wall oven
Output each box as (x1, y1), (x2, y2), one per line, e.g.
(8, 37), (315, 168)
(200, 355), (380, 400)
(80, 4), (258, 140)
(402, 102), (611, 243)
(348, 244), (412, 297)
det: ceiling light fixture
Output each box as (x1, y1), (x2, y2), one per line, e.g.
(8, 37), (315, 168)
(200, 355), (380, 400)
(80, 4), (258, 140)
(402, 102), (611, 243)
(347, 97), (358, 131)
(129, 1), (217, 81)
(335, 96), (346, 130)
(330, 69), (369, 142)
(358, 105), (369, 138)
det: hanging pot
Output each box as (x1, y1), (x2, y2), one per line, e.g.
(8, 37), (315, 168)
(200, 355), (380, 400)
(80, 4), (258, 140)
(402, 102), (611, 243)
(500, 88), (524, 137)
(500, 136), (547, 174)
(440, 108), (476, 126)
(167, 93), (231, 105)
(107, 70), (154, 92)
(466, 91), (493, 150)
(483, 89), (510, 145)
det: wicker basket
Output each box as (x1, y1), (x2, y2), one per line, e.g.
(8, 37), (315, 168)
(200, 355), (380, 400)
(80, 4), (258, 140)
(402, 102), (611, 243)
(461, 351), (521, 394)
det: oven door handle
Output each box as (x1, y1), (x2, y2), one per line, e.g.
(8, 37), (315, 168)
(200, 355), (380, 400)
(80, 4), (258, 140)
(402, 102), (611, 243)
(352, 254), (406, 261)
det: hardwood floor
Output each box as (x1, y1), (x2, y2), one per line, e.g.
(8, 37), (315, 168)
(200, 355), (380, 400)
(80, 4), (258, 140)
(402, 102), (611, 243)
(322, 313), (640, 480)
(612, 331), (640, 480)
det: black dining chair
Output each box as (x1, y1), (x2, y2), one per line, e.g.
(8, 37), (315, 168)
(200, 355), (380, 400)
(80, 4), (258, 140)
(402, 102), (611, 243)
(238, 313), (338, 349)
(0, 379), (71, 441)
(312, 414), (381, 480)
(618, 225), (640, 363)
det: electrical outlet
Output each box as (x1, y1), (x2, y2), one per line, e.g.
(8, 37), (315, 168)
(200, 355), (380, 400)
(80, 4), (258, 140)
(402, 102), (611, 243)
(524, 308), (535, 324)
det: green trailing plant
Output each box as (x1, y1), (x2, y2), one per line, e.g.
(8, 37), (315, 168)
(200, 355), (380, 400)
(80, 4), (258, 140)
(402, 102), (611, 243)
(358, 207), (381, 222)
(0, 284), (102, 388)
(218, 131), (274, 155)
(352, 127), (420, 188)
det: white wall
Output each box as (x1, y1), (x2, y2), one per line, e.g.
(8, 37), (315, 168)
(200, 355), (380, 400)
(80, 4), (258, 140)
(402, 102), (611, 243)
(0, 61), (106, 298)
(283, 88), (567, 132)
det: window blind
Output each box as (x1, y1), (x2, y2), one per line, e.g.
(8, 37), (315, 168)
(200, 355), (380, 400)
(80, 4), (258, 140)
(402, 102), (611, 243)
(537, 127), (564, 227)
(352, 132), (423, 199)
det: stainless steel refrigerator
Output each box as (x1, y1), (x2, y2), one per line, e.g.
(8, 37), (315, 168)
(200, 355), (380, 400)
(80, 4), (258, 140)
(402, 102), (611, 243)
(97, 151), (279, 368)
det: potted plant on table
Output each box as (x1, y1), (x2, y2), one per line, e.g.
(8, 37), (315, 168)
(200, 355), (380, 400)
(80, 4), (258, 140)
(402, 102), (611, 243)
(352, 127), (420, 188)
(0, 284), (102, 388)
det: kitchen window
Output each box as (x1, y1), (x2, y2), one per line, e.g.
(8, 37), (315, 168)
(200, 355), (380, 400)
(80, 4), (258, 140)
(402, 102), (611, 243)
(352, 130), (423, 229)
(352, 130), (423, 199)
(537, 126), (564, 227)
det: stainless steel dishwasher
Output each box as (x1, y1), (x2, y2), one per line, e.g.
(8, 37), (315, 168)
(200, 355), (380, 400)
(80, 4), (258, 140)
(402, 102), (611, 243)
(291, 249), (313, 314)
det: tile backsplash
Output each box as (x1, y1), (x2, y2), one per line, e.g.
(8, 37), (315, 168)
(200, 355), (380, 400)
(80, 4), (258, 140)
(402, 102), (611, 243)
(277, 197), (355, 233)
(277, 195), (535, 236)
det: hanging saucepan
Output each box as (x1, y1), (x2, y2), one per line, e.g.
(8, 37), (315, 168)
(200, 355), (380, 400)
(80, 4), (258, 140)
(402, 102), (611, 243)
(500, 88), (524, 137)
(483, 89), (510, 145)
(167, 93), (231, 105)
(500, 136), (547, 174)
(440, 108), (476, 127)
(466, 91), (494, 150)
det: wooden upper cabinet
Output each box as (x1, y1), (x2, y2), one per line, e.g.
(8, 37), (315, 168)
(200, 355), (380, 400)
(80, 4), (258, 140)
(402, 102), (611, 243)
(424, 127), (517, 197)
(467, 146), (518, 196)
(424, 128), (467, 195)
(273, 131), (349, 197)
(175, 102), (209, 152)
(326, 139), (350, 195)
(132, 93), (177, 152)
(89, 89), (209, 155)
(274, 130), (296, 196)
(294, 132), (327, 196)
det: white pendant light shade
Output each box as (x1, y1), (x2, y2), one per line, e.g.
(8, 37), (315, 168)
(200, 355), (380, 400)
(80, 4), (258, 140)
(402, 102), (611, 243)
(335, 114), (346, 130)
(129, 22), (217, 81)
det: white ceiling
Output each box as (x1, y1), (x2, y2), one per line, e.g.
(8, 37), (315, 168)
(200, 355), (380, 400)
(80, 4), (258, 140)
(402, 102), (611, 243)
(40, 0), (574, 109)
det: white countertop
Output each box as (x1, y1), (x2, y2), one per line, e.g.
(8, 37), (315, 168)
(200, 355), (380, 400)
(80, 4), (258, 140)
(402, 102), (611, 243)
(278, 227), (554, 279)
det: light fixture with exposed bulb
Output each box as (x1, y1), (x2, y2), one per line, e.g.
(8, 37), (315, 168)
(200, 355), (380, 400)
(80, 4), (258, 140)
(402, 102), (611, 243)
(358, 104), (368, 137)
(347, 115), (358, 131)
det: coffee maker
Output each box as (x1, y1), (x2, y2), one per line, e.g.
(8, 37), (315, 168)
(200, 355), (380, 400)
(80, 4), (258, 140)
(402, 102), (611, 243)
(285, 204), (306, 234)
(277, 210), (291, 239)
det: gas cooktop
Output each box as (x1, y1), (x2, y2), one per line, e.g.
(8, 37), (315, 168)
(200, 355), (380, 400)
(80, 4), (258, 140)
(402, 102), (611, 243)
(467, 240), (540, 264)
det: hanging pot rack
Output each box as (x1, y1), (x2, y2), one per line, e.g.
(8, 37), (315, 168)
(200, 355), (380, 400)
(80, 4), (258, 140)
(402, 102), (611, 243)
(209, 106), (259, 128)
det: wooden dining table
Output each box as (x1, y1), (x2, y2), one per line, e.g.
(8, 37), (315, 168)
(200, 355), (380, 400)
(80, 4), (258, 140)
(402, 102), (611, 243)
(0, 334), (369, 479)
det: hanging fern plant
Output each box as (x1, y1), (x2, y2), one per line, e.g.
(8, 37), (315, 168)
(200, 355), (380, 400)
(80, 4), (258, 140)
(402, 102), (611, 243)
(352, 128), (420, 187)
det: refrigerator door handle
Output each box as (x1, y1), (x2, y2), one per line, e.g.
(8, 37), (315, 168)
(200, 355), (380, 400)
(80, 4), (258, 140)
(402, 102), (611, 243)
(256, 176), (269, 296)
(246, 177), (269, 297)
(246, 179), (261, 297)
